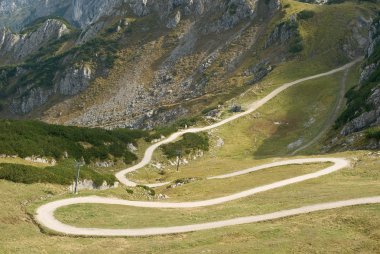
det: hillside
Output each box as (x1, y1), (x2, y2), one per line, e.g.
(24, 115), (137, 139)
(0, 0), (375, 132)
(325, 13), (380, 150)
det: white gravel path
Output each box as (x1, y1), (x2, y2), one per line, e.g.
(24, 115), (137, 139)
(35, 58), (380, 237)
(115, 58), (363, 187)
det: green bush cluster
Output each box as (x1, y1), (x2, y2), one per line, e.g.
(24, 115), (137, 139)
(288, 21), (303, 54)
(297, 10), (315, 20)
(365, 126), (380, 140)
(145, 117), (199, 142)
(0, 161), (116, 187)
(0, 120), (147, 164)
(161, 133), (209, 159)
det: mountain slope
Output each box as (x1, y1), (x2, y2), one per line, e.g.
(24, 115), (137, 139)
(0, 0), (378, 131)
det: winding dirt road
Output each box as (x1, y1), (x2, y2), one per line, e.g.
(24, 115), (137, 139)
(35, 58), (380, 237)
(115, 58), (362, 187)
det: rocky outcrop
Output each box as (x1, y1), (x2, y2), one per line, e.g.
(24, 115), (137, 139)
(341, 87), (380, 135)
(10, 64), (93, 114)
(56, 65), (92, 96)
(340, 17), (380, 136)
(244, 60), (273, 84)
(10, 86), (53, 114)
(343, 17), (370, 60)
(360, 18), (380, 84)
(264, 16), (298, 49)
(0, 19), (70, 64)
(70, 0), (126, 28)
(167, 10), (181, 28)
(0, 0), (126, 31)
(68, 179), (118, 192)
(0, 0), (69, 31)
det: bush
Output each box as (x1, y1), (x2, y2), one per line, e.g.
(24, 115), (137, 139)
(297, 10), (315, 20)
(161, 133), (209, 158)
(145, 117), (199, 142)
(366, 127), (380, 140)
(289, 34), (304, 53)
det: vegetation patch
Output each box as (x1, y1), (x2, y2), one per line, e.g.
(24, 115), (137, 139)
(365, 126), (380, 140)
(136, 185), (155, 196)
(161, 133), (209, 159)
(297, 10), (315, 20)
(145, 117), (199, 142)
(336, 13), (380, 128)
(0, 120), (147, 164)
(0, 161), (116, 187)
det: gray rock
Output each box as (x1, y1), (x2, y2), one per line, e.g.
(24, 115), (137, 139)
(265, 17), (298, 49)
(230, 104), (242, 113)
(56, 65), (92, 96)
(341, 87), (380, 136)
(0, 19), (70, 64)
(244, 61), (273, 84)
(10, 87), (53, 114)
(340, 17), (380, 136)
(167, 10), (181, 28)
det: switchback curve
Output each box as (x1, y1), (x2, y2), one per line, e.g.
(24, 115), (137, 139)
(35, 58), (380, 237)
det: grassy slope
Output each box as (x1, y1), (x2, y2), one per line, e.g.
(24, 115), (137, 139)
(127, 69), (352, 184)
(0, 151), (379, 253)
(53, 154), (378, 230)
(0, 157), (50, 168)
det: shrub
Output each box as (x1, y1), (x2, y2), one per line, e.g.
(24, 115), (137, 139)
(289, 34), (304, 53)
(145, 117), (199, 142)
(366, 127), (380, 140)
(297, 10), (315, 20)
(161, 132), (209, 158)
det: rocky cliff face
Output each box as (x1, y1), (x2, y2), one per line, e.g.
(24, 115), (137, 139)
(69, 0), (126, 28)
(0, 19), (70, 64)
(0, 0), (69, 31)
(340, 18), (380, 136)
(325, 16), (380, 151)
(10, 63), (93, 114)
(341, 87), (380, 136)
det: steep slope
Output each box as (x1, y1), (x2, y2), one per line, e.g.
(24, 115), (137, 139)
(0, 19), (71, 65)
(0, 0), (377, 130)
(326, 14), (380, 151)
(0, 0), (282, 128)
(0, 0), (126, 31)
